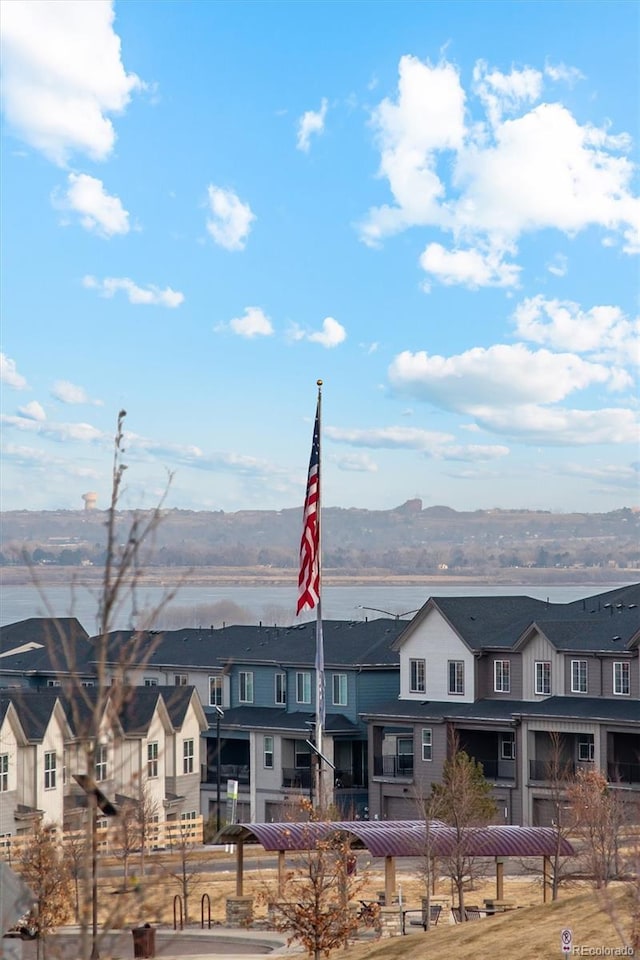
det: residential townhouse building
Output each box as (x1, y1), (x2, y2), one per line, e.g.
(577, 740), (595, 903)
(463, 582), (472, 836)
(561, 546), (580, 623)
(0, 686), (207, 838)
(365, 584), (640, 826)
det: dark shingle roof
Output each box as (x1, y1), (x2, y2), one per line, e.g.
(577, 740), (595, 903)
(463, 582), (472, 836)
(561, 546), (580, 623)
(203, 705), (360, 735)
(0, 689), (64, 739)
(511, 696), (640, 723)
(0, 617), (93, 675)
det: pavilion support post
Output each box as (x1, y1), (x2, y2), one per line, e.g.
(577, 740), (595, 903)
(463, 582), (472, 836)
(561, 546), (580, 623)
(277, 850), (285, 898)
(495, 857), (504, 900)
(542, 855), (550, 903)
(236, 840), (244, 896)
(384, 855), (396, 905)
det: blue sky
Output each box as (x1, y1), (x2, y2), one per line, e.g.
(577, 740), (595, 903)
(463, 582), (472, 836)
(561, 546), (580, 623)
(1, 0), (638, 515)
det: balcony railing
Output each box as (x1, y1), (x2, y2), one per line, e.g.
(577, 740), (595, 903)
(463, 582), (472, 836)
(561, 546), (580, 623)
(203, 763), (250, 785)
(334, 767), (367, 789)
(472, 757), (516, 781)
(282, 767), (312, 789)
(373, 755), (414, 779)
(608, 761), (640, 785)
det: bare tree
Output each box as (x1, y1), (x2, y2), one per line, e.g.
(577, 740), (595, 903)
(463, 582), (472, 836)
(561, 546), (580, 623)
(567, 768), (627, 888)
(15, 824), (73, 959)
(429, 733), (496, 920)
(159, 819), (204, 925)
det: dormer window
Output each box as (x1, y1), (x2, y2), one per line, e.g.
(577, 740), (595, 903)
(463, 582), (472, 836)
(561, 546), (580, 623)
(448, 660), (464, 695)
(535, 661), (551, 696)
(409, 659), (426, 694)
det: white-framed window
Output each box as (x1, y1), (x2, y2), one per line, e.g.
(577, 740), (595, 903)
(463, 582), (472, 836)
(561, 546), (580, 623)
(275, 672), (286, 705)
(183, 739), (195, 774)
(263, 735), (274, 769)
(332, 674), (347, 706)
(578, 736), (595, 762)
(613, 661), (630, 696)
(147, 741), (159, 779)
(0, 754), (8, 792)
(180, 810), (197, 821)
(409, 658), (426, 694)
(239, 672), (254, 703)
(46, 679), (61, 687)
(44, 751), (57, 790)
(81, 680), (95, 687)
(448, 660), (464, 695)
(175, 674), (188, 686)
(296, 671), (312, 704)
(95, 744), (108, 782)
(571, 660), (588, 694)
(144, 677), (158, 687)
(421, 728), (432, 761)
(209, 676), (223, 706)
(501, 734), (516, 760)
(494, 660), (510, 693)
(535, 661), (551, 695)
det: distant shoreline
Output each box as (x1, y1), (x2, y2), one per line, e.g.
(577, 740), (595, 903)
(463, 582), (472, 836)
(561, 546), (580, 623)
(1, 564), (636, 588)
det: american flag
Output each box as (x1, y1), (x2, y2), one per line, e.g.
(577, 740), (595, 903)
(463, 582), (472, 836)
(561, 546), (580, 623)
(297, 402), (320, 614)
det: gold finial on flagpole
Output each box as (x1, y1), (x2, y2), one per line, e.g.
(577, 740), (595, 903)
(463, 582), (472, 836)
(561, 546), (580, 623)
(317, 379), (323, 386)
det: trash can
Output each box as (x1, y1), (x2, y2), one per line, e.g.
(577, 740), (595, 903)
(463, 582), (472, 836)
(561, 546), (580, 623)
(131, 923), (155, 959)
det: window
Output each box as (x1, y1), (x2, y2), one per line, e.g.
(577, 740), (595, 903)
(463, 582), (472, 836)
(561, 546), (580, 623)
(332, 674), (347, 706)
(613, 661), (630, 696)
(535, 661), (551, 695)
(81, 680), (95, 687)
(175, 674), (188, 686)
(95, 744), (108, 782)
(397, 738), (414, 776)
(0, 754), (8, 792)
(494, 660), (510, 693)
(209, 676), (223, 706)
(275, 672), (286, 705)
(296, 671), (312, 704)
(181, 810), (197, 821)
(183, 739), (195, 774)
(263, 735), (274, 769)
(144, 677), (158, 687)
(448, 660), (464, 695)
(421, 728), (432, 761)
(46, 679), (61, 687)
(44, 751), (56, 790)
(409, 658), (426, 693)
(571, 660), (588, 694)
(295, 742), (311, 768)
(239, 672), (254, 703)
(501, 734), (516, 760)
(578, 736), (595, 762)
(147, 741), (159, 779)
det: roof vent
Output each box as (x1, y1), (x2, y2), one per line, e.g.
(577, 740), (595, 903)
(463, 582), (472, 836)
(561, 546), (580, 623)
(611, 636), (621, 642)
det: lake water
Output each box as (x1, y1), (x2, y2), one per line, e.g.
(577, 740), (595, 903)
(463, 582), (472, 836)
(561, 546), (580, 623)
(0, 581), (632, 632)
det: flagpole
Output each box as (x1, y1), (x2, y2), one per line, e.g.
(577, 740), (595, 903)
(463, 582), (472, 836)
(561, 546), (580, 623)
(314, 379), (324, 812)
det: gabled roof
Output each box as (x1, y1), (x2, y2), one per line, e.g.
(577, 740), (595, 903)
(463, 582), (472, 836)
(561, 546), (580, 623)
(0, 617), (93, 675)
(393, 584), (640, 655)
(0, 689), (70, 741)
(96, 618), (403, 671)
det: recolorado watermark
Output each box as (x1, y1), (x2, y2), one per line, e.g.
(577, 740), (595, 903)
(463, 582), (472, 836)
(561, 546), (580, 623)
(571, 949), (635, 957)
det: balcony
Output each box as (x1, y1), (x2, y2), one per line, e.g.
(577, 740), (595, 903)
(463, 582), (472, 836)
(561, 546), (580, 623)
(608, 761), (640, 785)
(373, 755), (414, 779)
(203, 763), (250, 786)
(282, 768), (312, 789)
(473, 757), (516, 781)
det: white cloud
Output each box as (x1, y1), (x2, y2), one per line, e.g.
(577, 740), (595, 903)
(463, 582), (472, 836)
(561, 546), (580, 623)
(51, 380), (103, 405)
(206, 185), (255, 251)
(0, 353), (28, 389)
(547, 253), (568, 277)
(83, 275), (184, 308)
(307, 317), (347, 348)
(330, 452), (378, 473)
(0, 413), (105, 444)
(0, 0), (141, 165)
(471, 405), (638, 445)
(420, 242), (521, 288)
(326, 425), (454, 450)
(389, 343), (630, 411)
(513, 296), (640, 365)
(360, 56), (639, 282)
(544, 62), (585, 85)
(296, 98), (328, 152)
(53, 173), (129, 236)
(17, 400), (46, 421)
(217, 306), (274, 339)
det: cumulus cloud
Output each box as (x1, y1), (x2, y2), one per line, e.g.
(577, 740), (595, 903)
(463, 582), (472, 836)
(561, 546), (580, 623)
(513, 296), (640, 365)
(296, 98), (328, 152)
(420, 242), (521, 288)
(216, 306), (274, 339)
(306, 317), (347, 348)
(471, 405), (638, 445)
(0, 353), (28, 389)
(83, 274), (184, 307)
(206, 185), (255, 251)
(1, 0), (141, 165)
(360, 55), (639, 283)
(325, 424), (508, 462)
(51, 380), (103, 405)
(52, 173), (130, 236)
(17, 400), (46, 421)
(388, 343), (630, 412)
(0, 413), (105, 444)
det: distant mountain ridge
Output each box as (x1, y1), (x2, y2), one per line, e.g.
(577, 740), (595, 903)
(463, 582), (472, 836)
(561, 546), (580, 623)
(1, 502), (638, 576)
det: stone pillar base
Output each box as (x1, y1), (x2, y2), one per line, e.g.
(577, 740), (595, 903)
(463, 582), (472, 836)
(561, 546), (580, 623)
(226, 895), (254, 927)
(378, 905), (402, 938)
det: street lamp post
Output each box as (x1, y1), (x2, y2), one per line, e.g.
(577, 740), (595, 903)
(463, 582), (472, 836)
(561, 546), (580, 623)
(214, 706), (224, 833)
